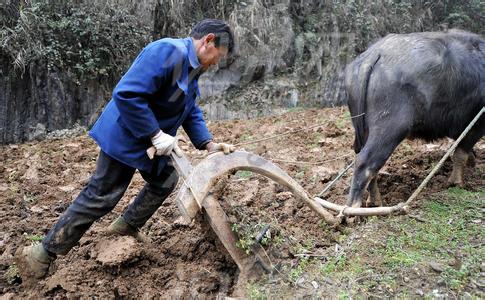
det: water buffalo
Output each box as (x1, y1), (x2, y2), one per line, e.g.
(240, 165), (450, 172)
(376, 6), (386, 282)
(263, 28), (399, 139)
(345, 29), (484, 208)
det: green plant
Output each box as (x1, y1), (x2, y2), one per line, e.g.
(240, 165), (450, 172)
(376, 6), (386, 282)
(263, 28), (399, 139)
(321, 254), (348, 275)
(1, 1), (150, 80)
(232, 222), (266, 254)
(24, 234), (44, 241)
(247, 282), (267, 300)
(286, 107), (305, 113)
(288, 257), (310, 283)
(4, 264), (21, 285)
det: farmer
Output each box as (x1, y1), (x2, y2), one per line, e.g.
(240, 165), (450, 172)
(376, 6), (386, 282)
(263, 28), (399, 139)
(16, 19), (236, 279)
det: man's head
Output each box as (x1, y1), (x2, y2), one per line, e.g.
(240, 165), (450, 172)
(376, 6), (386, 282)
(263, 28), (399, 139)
(190, 19), (234, 71)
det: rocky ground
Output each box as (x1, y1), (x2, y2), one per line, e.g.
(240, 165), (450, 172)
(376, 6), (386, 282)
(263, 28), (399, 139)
(0, 107), (483, 298)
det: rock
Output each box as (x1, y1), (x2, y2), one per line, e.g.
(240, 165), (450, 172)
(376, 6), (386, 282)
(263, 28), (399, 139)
(311, 280), (319, 289)
(0, 293), (15, 300)
(0, 184), (8, 192)
(28, 123), (46, 141)
(428, 261), (445, 273)
(58, 185), (77, 193)
(296, 276), (305, 287)
(29, 205), (44, 213)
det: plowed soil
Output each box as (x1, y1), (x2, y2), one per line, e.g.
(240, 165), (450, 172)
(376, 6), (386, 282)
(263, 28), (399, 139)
(1, 107), (483, 298)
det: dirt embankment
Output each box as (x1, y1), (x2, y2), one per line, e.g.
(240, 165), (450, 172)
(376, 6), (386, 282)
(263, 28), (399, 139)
(0, 107), (483, 298)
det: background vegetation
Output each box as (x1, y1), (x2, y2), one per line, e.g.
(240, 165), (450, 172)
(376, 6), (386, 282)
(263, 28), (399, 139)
(0, 0), (483, 144)
(0, 1), (150, 81)
(1, 0), (482, 80)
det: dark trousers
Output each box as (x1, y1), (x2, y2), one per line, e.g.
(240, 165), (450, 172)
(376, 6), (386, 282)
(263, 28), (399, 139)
(43, 151), (179, 255)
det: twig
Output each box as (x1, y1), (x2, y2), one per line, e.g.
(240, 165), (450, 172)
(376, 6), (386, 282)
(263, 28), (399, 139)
(294, 253), (328, 258)
(408, 214), (427, 222)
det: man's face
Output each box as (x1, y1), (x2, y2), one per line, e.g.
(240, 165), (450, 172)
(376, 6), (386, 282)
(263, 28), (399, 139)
(197, 34), (229, 71)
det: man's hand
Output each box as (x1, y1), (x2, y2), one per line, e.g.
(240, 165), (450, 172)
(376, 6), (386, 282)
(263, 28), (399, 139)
(206, 141), (236, 154)
(151, 130), (177, 156)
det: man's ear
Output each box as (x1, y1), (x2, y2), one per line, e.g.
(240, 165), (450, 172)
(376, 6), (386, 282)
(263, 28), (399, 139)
(204, 33), (216, 44)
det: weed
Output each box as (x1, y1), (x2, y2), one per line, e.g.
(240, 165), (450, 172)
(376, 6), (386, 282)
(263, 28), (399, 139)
(4, 264), (21, 285)
(273, 235), (285, 247)
(247, 282), (267, 300)
(239, 133), (253, 141)
(335, 111), (351, 129)
(295, 170), (305, 179)
(287, 107), (305, 113)
(338, 291), (351, 300)
(381, 235), (422, 268)
(232, 223), (272, 254)
(24, 234), (44, 241)
(288, 257), (310, 283)
(320, 253), (351, 276)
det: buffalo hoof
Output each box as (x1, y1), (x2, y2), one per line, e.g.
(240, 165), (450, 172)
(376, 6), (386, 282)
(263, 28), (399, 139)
(344, 202), (363, 225)
(447, 179), (465, 188)
(365, 195), (383, 207)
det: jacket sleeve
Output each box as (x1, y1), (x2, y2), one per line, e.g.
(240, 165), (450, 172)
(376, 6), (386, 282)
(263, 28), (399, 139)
(113, 43), (183, 139)
(182, 104), (213, 149)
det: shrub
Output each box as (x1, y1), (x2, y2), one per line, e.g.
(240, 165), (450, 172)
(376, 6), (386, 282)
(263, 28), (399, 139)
(0, 1), (150, 80)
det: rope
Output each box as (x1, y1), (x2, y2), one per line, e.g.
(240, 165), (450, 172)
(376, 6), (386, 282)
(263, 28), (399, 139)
(235, 121), (332, 147)
(269, 153), (353, 166)
(316, 160), (355, 197)
(181, 176), (203, 209)
(234, 112), (365, 147)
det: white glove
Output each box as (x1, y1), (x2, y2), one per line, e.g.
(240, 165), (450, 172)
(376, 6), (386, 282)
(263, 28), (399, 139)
(151, 130), (176, 156)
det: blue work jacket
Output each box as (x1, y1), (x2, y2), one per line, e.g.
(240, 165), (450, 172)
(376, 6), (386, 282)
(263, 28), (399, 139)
(89, 37), (213, 174)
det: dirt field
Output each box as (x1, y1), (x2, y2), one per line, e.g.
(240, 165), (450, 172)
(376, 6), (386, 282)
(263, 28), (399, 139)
(0, 107), (483, 298)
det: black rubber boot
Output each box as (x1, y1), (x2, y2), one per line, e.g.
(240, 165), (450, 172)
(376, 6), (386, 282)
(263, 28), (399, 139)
(106, 216), (151, 243)
(15, 243), (55, 279)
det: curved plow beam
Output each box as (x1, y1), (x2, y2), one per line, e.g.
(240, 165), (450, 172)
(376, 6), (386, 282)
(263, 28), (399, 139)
(174, 151), (337, 225)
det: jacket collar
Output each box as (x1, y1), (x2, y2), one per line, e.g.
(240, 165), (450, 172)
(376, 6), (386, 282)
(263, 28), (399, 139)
(185, 37), (200, 69)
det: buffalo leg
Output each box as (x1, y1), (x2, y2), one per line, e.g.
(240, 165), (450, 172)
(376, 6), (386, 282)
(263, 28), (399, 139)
(448, 121), (484, 187)
(348, 132), (405, 208)
(366, 177), (382, 207)
(448, 148), (469, 187)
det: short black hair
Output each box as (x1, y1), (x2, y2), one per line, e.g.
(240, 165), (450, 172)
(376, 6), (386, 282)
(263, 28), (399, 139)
(190, 19), (234, 54)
